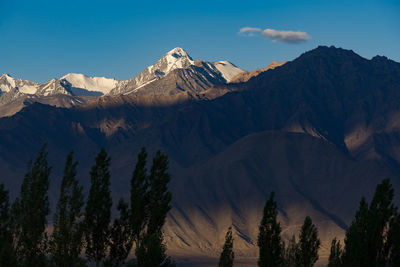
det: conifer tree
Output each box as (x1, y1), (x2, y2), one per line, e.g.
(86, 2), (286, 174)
(0, 183), (16, 266)
(341, 197), (369, 266)
(83, 148), (112, 267)
(130, 147), (149, 245)
(283, 235), (298, 267)
(297, 216), (320, 267)
(219, 226), (234, 267)
(108, 199), (132, 266)
(50, 151), (84, 267)
(136, 150), (173, 267)
(327, 238), (342, 267)
(342, 179), (397, 266)
(387, 213), (400, 266)
(257, 191), (284, 267)
(12, 144), (51, 266)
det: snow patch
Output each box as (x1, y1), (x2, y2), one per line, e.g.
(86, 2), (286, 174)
(213, 61), (244, 82)
(62, 73), (118, 95)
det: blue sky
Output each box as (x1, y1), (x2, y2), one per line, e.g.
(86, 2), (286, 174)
(0, 0), (399, 83)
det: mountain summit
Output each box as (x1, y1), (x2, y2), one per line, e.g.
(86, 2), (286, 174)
(0, 47), (244, 116)
(109, 47), (243, 95)
(0, 46), (399, 264)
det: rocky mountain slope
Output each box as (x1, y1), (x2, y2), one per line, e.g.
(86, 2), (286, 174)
(108, 47), (243, 95)
(0, 48), (244, 117)
(0, 46), (399, 264)
(230, 60), (286, 83)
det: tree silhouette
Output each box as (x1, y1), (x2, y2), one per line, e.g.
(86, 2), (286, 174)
(12, 144), (51, 266)
(327, 238), (342, 267)
(83, 149), (112, 267)
(0, 183), (16, 266)
(136, 150), (173, 267)
(297, 216), (320, 267)
(257, 191), (284, 267)
(342, 179), (398, 266)
(219, 226), (234, 267)
(108, 199), (132, 266)
(130, 147), (149, 245)
(50, 151), (84, 267)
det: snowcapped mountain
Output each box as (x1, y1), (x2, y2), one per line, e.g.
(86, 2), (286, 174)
(0, 74), (38, 94)
(61, 73), (118, 96)
(213, 61), (243, 82)
(0, 73), (117, 97)
(109, 47), (243, 95)
(0, 47), (244, 116)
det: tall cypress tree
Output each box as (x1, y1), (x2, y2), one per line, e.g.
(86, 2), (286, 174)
(327, 238), (342, 267)
(342, 179), (397, 266)
(108, 198), (132, 266)
(83, 148), (112, 267)
(283, 235), (298, 267)
(12, 144), (51, 266)
(50, 151), (84, 267)
(367, 178), (397, 265)
(0, 183), (16, 266)
(257, 191), (284, 267)
(130, 147), (149, 245)
(219, 226), (234, 267)
(296, 216), (320, 267)
(342, 197), (369, 266)
(387, 213), (400, 266)
(136, 150), (173, 267)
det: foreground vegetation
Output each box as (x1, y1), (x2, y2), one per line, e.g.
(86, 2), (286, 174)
(0, 145), (173, 267)
(218, 179), (400, 267)
(1, 145), (400, 266)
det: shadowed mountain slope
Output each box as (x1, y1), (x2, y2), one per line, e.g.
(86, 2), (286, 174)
(0, 46), (400, 264)
(166, 131), (396, 263)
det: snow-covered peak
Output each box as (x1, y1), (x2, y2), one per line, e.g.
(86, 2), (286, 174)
(1, 73), (12, 79)
(109, 47), (195, 95)
(213, 61), (244, 82)
(165, 47), (191, 59)
(61, 73), (118, 95)
(108, 47), (244, 95)
(156, 47), (194, 74)
(0, 73), (38, 94)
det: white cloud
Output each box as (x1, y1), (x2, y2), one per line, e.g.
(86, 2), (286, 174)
(239, 27), (310, 44)
(262, 29), (310, 44)
(238, 27), (262, 36)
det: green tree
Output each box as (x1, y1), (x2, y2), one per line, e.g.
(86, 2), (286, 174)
(283, 235), (298, 267)
(83, 148), (113, 267)
(387, 213), (400, 266)
(50, 151), (85, 267)
(341, 197), (369, 266)
(136, 150), (173, 267)
(327, 238), (342, 267)
(342, 179), (397, 267)
(257, 191), (284, 267)
(296, 216), (320, 267)
(0, 183), (16, 266)
(130, 147), (149, 245)
(108, 199), (133, 266)
(219, 226), (234, 267)
(12, 144), (51, 266)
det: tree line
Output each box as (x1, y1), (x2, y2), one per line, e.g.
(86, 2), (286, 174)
(218, 179), (400, 267)
(1, 145), (400, 267)
(0, 145), (173, 267)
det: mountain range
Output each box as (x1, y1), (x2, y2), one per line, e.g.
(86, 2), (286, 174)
(0, 47), (243, 117)
(0, 45), (400, 265)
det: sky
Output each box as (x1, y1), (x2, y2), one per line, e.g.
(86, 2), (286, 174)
(0, 0), (399, 83)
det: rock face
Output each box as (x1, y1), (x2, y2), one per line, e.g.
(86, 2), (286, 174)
(0, 46), (400, 264)
(108, 47), (243, 96)
(0, 48), (244, 117)
(230, 60), (286, 83)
